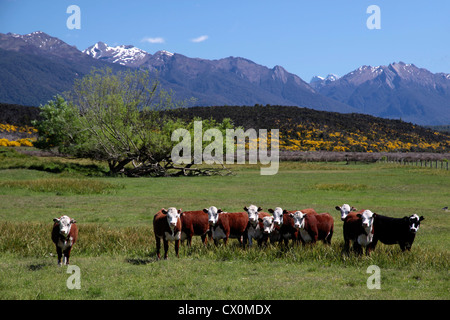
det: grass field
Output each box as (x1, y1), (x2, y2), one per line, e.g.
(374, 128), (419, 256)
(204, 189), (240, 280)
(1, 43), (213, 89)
(0, 150), (449, 300)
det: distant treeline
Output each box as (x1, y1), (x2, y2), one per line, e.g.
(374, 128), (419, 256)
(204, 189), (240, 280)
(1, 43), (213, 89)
(166, 105), (450, 153)
(425, 125), (450, 134)
(165, 105), (438, 138)
(0, 103), (40, 126)
(2, 102), (449, 153)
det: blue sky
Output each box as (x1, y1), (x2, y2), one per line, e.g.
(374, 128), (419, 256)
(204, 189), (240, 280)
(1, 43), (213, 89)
(1, 0), (449, 81)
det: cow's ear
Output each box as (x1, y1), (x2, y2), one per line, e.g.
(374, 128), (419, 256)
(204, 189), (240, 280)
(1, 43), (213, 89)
(403, 216), (409, 221)
(218, 209), (223, 213)
(161, 209), (168, 215)
(203, 208), (208, 213)
(178, 209), (182, 214)
(351, 206), (357, 211)
(268, 208), (274, 213)
(258, 207), (263, 212)
(243, 206), (248, 212)
(289, 213), (294, 217)
(419, 216), (425, 221)
(70, 219), (77, 224)
(335, 206), (341, 211)
(283, 210), (289, 215)
(356, 214), (362, 218)
(53, 218), (60, 223)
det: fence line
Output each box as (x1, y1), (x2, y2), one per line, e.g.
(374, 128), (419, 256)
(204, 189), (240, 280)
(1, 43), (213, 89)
(380, 158), (449, 170)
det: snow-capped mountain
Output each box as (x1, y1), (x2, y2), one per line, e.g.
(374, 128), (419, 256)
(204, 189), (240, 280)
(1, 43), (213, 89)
(310, 74), (340, 89)
(1, 31), (450, 125)
(1, 31), (85, 61)
(83, 42), (151, 67)
(315, 62), (450, 125)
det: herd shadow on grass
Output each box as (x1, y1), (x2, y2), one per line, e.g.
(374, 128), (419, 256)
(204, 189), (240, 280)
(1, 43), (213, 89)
(125, 257), (159, 265)
(121, 240), (448, 272)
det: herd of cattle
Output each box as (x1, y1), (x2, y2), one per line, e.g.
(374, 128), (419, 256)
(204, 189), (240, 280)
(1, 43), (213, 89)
(51, 204), (424, 264)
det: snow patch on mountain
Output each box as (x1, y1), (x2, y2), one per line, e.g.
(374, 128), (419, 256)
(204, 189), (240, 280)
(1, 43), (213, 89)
(83, 42), (150, 67)
(310, 74), (340, 89)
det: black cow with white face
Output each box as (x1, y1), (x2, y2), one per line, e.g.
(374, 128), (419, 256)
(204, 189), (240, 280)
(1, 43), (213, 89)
(370, 213), (424, 252)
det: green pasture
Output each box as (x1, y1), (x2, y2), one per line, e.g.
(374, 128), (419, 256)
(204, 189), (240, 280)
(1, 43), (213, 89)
(0, 150), (449, 299)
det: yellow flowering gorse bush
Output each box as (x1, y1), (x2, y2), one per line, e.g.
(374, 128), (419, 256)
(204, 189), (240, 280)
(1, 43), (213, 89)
(0, 123), (37, 147)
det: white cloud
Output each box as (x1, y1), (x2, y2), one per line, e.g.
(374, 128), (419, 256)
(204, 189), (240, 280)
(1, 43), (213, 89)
(141, 37), (165, 44)
(191, 35), (209, 43)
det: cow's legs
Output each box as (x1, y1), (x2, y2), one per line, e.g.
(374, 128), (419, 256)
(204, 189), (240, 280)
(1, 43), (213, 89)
(353, 242), (363, 255)
(56, 246), (63, 265)
(201, 234), (207, 246)
(63, 247), (72, 265)
(155, 236), (161, 260)
(343, 238), (351, 254)
(175, 240), (180, 258)
(163, 239), (169, 259)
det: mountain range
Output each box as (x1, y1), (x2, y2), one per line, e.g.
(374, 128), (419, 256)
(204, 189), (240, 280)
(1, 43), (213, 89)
(0, 31), (449, 125)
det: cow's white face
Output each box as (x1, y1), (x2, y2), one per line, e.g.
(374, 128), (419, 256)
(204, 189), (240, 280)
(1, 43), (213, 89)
(162, 207), (181, 229)
(269, 207), (284, 226)
(260, 216), (274, 234)
(290, 211), (306, 230)
(408, 214), (424, 233)
(244, 205), (262, 225)
(335, 204), (352, 221)
(357, 210), (375, 232)
(53, 215), (76, 238)
(204, 206), (222, 226)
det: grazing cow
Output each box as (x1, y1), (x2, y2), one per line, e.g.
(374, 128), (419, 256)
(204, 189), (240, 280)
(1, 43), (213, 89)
(290, 211), (334, 245)
(244, 205), (270, 247)
(51, 215), (78, 266)
(153, 207), (182, 259)
(180, 210), (211, 246)
(343, 209), (375, 255)
(203, 206), (249, 246)
(370, 214), (424, 251)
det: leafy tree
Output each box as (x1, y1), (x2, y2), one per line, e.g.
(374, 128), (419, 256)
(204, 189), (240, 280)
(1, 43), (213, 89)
(34, 68), (235, 176)
(32, 95), (84, 154)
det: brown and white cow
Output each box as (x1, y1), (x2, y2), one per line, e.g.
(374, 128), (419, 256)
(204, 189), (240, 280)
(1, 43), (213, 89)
(335, 204), (359, 221)
(259, 215), (278, 244)
(180, 210), (211, 246)
(289, 211), (334, 245)
(342, 209), (375, 255)
(264, 207), (318, 246)
(153, 207), (182, 259)
(51, 215), (78, 266)
(244, 205), (270, 247)
(203, 206), (249, 246)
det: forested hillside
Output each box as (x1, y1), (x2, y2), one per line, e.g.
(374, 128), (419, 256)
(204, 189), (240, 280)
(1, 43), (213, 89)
(1, 103), (449, 152)
(166, 105), (450, 153)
